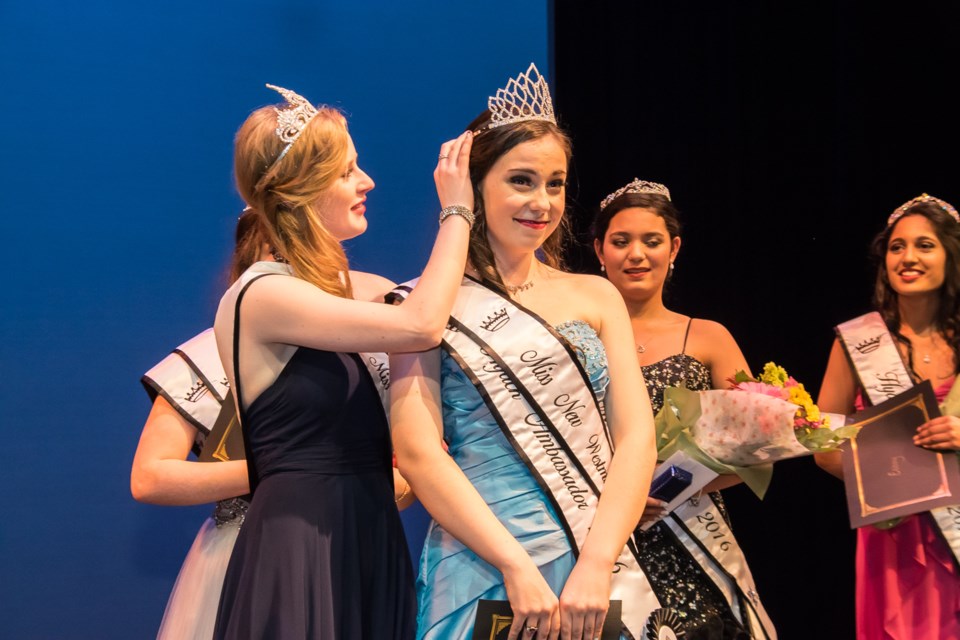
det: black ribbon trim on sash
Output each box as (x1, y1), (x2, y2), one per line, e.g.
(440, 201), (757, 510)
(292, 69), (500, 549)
(464, 276), (612, 447)
(668, 511), (773, 640)
(172, 346), (227, 404)
(441, 333), (581, 556)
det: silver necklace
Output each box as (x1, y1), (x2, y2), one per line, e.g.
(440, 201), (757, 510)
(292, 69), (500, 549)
(635, 336), (655, 354)
(505, 280), (534, 294)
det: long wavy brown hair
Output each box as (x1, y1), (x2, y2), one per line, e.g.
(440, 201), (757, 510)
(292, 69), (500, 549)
(871, 201), (960, 379)
(466, 111), (573, 293)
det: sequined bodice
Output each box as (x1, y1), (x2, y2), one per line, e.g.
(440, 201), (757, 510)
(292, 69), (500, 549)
(641, 354), (711, 414)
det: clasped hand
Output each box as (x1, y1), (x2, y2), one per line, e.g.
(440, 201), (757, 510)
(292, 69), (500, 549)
(503, 555), (611, 640)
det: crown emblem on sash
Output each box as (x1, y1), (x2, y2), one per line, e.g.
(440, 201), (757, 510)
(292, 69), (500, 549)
(184, 379), (210, 403)
(855, 335), (882, 355)
(480, 307), (510, 332)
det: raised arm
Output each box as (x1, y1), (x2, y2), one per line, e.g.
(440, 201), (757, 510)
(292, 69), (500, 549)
(130, 396), (249, 505)
(390, 350), (561, 640)
(231, 131), (475, 355)
(814, 338), (858, 479)
(559, 277), (656, 638)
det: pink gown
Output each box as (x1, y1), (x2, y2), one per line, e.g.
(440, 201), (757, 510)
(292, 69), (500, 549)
(856, 377), (960, 639)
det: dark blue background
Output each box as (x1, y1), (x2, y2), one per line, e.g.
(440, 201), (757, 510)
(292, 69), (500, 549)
(0, 2), (547, 637)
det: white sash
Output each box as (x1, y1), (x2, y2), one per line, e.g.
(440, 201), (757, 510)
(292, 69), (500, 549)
(142, 329), (226, 438)
(443, 277), (660, 639)
(836, 312), (960, 565)
(670, 497), (777, 639)
(836, 312), (912, 403)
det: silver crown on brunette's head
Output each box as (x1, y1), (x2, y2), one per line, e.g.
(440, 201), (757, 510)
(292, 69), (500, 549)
(484, 63), (557, 131)
(265, 83), (320, 167)
(600, 178), (672, 211)
(887, 192), (960, 227)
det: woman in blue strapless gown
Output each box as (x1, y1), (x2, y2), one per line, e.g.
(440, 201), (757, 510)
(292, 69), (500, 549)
(392, 65), (656, 640)
(416, 321), (614, 637)
(211, 84), (476, 639)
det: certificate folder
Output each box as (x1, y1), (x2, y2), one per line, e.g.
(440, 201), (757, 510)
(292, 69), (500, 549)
(472, 599), (622, 640)
(841, 381), (960, 528)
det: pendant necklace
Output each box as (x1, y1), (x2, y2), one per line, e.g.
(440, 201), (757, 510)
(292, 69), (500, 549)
(636, 335), (655, 354)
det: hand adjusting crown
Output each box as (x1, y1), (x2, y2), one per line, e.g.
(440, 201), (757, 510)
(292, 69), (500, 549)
(600, 178), (672, 211)
(484, 63), (557, 131)
(887, 193), (959, 227)
(265, 83), (319, 168)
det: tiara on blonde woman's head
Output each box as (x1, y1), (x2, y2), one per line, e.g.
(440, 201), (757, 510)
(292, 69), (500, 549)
(264, 83), (320, 169)
(887, 193), (960, 227)
(600, 178), (671, 211)
(481, 63), (557, 132)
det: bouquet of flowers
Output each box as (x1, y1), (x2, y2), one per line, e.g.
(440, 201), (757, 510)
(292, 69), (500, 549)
(655, 362), (859, 497)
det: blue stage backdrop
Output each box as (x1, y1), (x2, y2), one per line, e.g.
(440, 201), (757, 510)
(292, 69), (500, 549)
(0, 2), (547, 637)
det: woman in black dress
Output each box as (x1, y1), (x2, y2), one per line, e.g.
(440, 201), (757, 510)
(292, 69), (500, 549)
(212, 84), (475, 639)
(593, 179), (775, 639)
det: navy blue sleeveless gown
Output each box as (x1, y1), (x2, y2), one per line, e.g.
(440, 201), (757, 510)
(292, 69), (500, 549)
(213, 336), (415, 638)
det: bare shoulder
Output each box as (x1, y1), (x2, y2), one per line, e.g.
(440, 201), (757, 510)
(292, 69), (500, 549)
(690, 318), (738, 343)
(686, 318), (745, 368)
(349, 270), (397, 303)
(548, 269), (621, 303)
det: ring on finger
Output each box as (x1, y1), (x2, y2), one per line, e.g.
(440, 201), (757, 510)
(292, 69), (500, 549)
(438, 154), (449, 159)
(525, 625), (538, 633)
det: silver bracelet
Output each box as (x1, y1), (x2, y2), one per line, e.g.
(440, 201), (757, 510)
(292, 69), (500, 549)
(439, 205), (475, 228)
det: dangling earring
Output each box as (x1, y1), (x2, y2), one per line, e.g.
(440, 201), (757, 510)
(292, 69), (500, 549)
(600, 264), (606, 273)
(271, 247), (289, 264)
(669, 262), (675, 272)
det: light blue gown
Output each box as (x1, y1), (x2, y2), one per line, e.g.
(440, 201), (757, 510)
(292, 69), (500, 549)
(416, 320), (623, 639)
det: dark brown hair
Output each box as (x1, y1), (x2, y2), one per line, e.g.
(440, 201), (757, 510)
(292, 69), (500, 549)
(871, 201), (960, 379)
(466, 111), (573, 293)
(592, 192), (681, 245)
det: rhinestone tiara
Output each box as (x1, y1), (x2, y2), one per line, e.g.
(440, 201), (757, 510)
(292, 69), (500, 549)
(887, 193), (959, 227)
(265, 83), (319, 168)
(484, 63), (557, 131)
(600, 178), (671, 211)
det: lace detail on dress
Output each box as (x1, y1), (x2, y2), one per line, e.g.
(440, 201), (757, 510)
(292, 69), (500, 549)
(212, 497), (249, 527)
(642, 354), (711, 415)
(555, 320), (609, 403)
(636, 352), (744, 634)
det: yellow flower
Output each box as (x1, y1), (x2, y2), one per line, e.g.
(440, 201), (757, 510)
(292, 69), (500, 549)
(788, 383), (812, 406)
(760, 362), (789, 387)
(805, 402), (821, 423)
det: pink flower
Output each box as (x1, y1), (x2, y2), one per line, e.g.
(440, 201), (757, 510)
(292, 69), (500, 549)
(734, 381), (789, 400)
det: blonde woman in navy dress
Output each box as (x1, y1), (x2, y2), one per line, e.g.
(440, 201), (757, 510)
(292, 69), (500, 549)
(212, 85), (475, 639)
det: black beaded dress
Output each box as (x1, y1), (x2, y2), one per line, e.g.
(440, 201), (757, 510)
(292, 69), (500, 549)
(637, 319), (747, 638)
(213, 273), (416, 639)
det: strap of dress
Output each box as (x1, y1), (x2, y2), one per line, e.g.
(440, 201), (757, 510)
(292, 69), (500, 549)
(680, 317), (694, 355)
(231, 273), (280, 492)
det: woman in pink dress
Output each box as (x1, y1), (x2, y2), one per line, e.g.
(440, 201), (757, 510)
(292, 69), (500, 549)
(816, 193), (960, 639)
